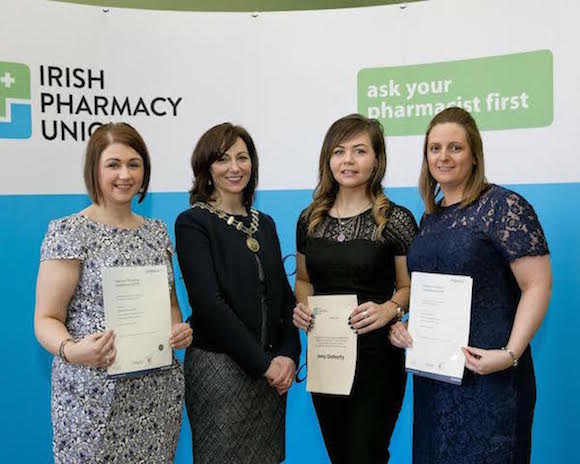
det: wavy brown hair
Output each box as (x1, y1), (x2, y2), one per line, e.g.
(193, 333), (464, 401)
(303, 114), (390, 239)
(419, 107), (488, 213)
(188, 123), (259, 208)
(84, 122), (151, 205)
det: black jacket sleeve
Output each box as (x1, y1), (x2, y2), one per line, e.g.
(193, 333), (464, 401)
(265, 215), (301, 366)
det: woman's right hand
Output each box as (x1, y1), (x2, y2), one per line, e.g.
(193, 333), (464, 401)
(264, 359), (282, 384)
(292, 302), (313, 331)
(388, 321), (413, 348)
(66, 329), (117, 369)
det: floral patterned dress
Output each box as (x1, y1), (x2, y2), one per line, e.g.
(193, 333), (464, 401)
(407, 185), (549, 464)
(41, 214), (184, 464)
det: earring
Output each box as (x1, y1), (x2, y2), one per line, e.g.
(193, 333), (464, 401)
(208, 178), (213, 186)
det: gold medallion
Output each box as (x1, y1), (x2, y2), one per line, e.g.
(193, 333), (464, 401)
(246, 237), (260, 252)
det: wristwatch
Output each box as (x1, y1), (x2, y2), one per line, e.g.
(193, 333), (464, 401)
(390, 300), (406, 321)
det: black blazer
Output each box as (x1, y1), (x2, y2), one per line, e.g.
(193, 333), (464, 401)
(175, 205), (300, 378)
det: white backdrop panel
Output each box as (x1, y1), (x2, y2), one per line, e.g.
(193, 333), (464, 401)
(0, 0), (578, 195)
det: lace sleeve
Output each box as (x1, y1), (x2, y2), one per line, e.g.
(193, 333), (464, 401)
(40, 216), (86, 261)
(296, 211), (309, 255)
(490, 190), (549, 262)
(384, 205), (419, 255)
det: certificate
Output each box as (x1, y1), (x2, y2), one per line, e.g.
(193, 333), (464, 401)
(306, 294), (358, 395)
(102, 265), (172, 378)
(405, 272), (472, 385)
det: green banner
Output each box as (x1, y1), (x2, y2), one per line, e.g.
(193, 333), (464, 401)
(357, 50), (553, 136)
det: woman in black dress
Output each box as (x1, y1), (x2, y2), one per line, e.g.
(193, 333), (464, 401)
(292, 114), (417, 463)
(389, 107), (552, 463)
(175, 123), (300, 464)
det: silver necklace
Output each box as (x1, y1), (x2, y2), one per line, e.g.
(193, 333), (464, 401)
(336, 212), (358, 242)
(335, 202), (371, 242)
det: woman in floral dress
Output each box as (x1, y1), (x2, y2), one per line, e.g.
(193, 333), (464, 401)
(34, 123), (192, 463)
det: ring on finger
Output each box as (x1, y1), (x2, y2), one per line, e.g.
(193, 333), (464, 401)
(362, 310), (369, 318)
(105, 355), (110, 365)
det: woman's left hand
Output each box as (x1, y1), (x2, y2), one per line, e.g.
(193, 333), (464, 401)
(170, 322), (193, 349)
(462, 346), (514, 375)
(349, 301), (395, 335)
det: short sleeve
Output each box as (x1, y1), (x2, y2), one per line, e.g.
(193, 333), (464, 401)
(40, 216), (87, 261)
(490, 190), (549, 262)
(296, 211), (309, 254)
(384, 205), (419, 255)
(158, 220), (174, 255)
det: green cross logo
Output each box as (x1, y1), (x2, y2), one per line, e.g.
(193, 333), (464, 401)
(0, 61), (32, 139)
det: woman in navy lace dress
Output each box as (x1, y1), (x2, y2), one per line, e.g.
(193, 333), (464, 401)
(389, 107), (552, 464)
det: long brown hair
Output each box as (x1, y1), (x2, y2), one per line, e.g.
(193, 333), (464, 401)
(303, 114), (389, 239)
(188, 123), (259, 208)
(419, 107), (488, 213)
(83, 122), (151, 204)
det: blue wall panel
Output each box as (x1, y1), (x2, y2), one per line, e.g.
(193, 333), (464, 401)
(2, 182), (577, 462)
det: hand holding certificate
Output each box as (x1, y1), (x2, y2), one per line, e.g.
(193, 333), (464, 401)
(306, 294), (358, 395)
(102, 265), (172, 378)
(405, 272), (472, 384)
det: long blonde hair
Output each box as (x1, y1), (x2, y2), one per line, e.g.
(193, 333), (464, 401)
(303, 114), (390, 239)
(419, 107), (488, 213)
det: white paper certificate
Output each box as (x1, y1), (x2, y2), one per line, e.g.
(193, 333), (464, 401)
(102, 265), (172, 378)
(306, 294), (358, 395)
(405, 272), (473, 385)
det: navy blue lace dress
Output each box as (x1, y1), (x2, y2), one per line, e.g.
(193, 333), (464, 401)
(407, 185), (549, 464)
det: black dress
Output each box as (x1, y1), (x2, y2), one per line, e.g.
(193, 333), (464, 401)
(297, 203), (417, 464)
(175, 203), (300, 464)
(407, 185), (549, 464)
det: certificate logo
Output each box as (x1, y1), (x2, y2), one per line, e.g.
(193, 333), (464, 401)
(0, 61), (31, 139)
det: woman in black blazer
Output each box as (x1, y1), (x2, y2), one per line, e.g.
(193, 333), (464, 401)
(175, 122), (300, 464)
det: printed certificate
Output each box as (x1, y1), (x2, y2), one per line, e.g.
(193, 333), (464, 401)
(405, 272), (473, 385)
(102, 265), (172, 378)
(306, 294), (358, 395)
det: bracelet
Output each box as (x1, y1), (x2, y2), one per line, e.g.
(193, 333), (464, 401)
(58, 338), (75, 363)
(501, 347), (519, 367)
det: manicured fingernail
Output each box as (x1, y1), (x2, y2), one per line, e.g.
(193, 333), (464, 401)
(348, 321), (352, 326)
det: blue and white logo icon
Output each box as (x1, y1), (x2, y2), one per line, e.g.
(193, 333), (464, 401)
(0, 61), (32, 139)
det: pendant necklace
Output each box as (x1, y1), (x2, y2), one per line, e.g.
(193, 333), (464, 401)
(196, 202), (261, 252)
(335, 207), (358, 242)
(335, 201), (371, 242)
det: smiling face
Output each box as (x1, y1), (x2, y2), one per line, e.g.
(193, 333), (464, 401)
(97, 143), (144, 206)
(426, 122), (475, 198)
(209, 137), (252, 198)
(328, 131), (378, 190)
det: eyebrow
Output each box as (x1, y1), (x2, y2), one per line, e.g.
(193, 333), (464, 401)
(222, 150), (249, 156)
(334, 143), (368, 149)
(103, 157), (143, 162)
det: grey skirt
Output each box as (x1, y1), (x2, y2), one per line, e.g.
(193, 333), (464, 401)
(184, 347), (286, 464)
